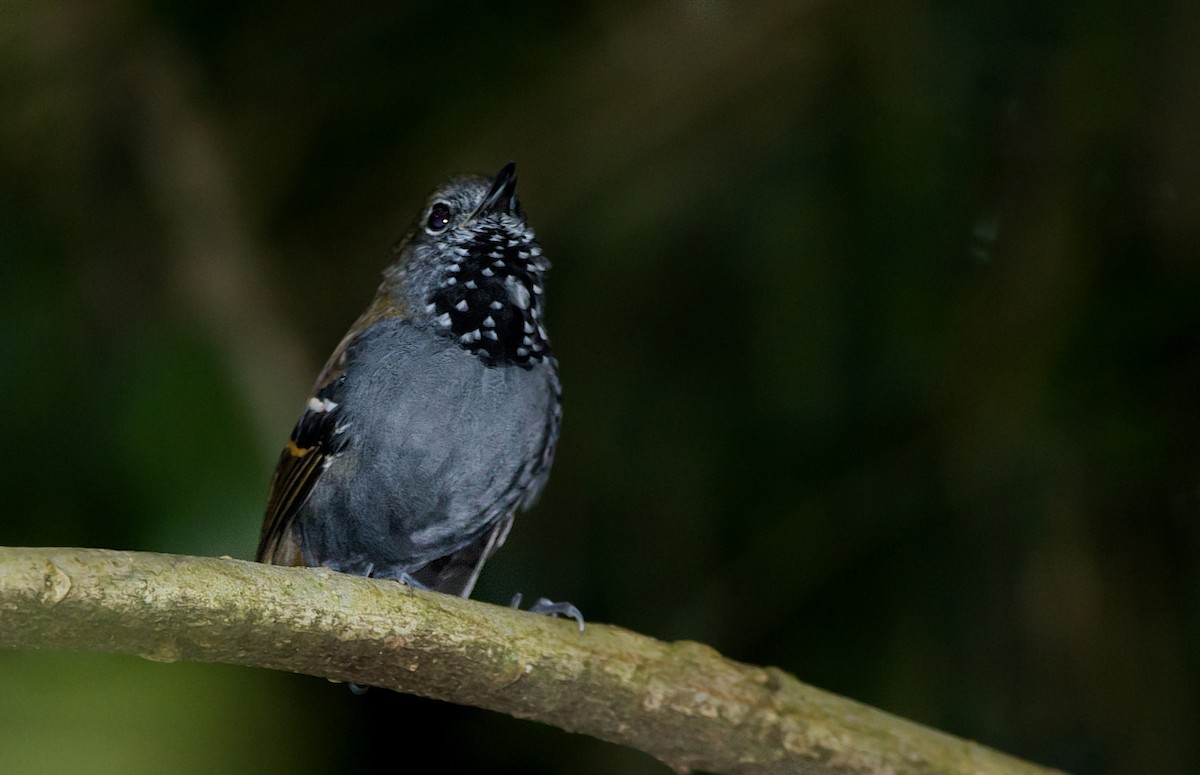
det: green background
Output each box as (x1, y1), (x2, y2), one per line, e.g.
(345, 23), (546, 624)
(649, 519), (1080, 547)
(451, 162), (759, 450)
(2, 1), (1198, 773)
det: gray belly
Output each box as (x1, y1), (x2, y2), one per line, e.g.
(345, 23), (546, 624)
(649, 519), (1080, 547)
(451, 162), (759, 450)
(295, 319), (557, 575)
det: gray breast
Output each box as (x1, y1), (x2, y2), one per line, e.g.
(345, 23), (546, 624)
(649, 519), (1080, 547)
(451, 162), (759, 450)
(296, 317), (558, 575)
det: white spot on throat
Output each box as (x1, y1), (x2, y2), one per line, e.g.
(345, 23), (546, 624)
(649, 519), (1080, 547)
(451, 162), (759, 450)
(507, 276), (530, 310)
(455, 299), (469, 312)
(435, 312), (452, 327)
(307, 397), (339, 413)
(482, 316), (495, 328)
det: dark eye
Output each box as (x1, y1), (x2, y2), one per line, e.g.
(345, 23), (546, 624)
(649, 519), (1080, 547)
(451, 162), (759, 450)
(426, 202), (452, 233)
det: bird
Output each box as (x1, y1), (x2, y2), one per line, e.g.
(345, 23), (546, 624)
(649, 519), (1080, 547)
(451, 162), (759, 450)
(256, 162), (580, 627)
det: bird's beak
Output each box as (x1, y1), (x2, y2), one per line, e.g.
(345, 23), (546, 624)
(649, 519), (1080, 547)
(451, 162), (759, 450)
(474, 161), (518, 218)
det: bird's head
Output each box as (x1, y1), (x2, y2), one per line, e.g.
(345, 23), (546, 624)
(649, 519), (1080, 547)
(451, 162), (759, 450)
(387, 162), (551, 368)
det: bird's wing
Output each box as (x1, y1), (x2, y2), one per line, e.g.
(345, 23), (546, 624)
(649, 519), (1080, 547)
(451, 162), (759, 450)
(255, 328), (365, 565)
(257, 293), (410, 565)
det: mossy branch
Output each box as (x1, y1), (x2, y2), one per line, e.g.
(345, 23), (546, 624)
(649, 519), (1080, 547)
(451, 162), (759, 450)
(0, 547), (1062, 775)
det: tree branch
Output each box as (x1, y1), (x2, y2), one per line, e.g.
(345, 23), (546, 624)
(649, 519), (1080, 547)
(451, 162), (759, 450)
(0, 547), (1062, 775)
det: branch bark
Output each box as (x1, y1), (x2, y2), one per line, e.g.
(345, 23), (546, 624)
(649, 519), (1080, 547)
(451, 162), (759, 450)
(0, 547), (1062, 775)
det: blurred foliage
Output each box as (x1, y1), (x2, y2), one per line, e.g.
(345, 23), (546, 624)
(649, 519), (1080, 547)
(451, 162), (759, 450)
(2, 1), (1199, 773)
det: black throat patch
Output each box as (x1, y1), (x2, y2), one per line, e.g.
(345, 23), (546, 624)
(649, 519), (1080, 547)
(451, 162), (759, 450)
(427, 224), (550, 367)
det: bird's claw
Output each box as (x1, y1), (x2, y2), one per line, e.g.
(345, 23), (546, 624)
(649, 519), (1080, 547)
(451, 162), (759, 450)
(391, 571), (428, 591)
(510, 592), (585, 632)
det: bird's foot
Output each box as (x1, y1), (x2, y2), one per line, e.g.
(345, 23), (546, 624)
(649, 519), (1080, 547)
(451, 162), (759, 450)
(360, 564), (429, 591)
(378, 570), (428, 593)
(510, 592), (585, 632)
